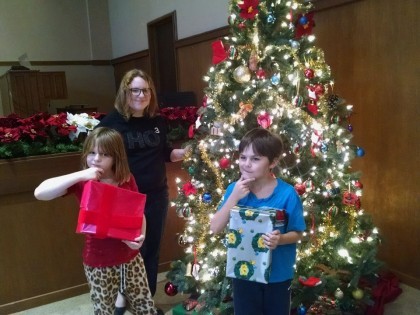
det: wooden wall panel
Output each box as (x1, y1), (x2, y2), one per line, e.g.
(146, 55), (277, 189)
(313, 0), (419, 288)
(176, 27), (229, 101)
(0, 153), (88, 313)
(177, 40), (215, 102)
(112, 51), (151, 90)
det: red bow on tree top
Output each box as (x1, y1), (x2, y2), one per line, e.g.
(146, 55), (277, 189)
(238, 0), (259, 20)
(295, 11), (315, 38)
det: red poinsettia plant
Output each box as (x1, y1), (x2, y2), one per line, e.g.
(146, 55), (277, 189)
(159, 106), (198, 141)
(238, 0), (259, 20)
(0, 112), (101, 159)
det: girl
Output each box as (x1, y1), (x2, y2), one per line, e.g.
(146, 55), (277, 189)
(210, 128), (306, 315)
(34, 127), (157, 315)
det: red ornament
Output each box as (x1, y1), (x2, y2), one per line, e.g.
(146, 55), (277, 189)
(164, 282), (178, 296)
(304, 68), (315, 79)
(219, 157), (230, 169)
(257, 112), (272, 129)
(256, 67), (266, 79)
(343, 191), (361, 209)
(299, 276), (322, 287)
(314, 84), (325, 96)
(354, 180), (364, 189)
(294, 183), (306, 195)
(238, 22), (246, 29)
(307, 99), (318, 115)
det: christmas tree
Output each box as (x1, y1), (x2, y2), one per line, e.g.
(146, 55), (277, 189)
(166, 0), (382, 314)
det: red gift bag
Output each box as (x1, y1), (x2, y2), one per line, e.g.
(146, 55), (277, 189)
(76, 180), (146, 241)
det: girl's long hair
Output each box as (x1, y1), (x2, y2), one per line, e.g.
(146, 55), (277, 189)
(81, 127), (131, 184)
(114, 69), (159, 120)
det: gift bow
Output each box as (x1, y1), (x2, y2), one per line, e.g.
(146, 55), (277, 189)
(212, 40), (228, 65)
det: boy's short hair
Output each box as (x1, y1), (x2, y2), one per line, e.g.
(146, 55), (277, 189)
(239, 128), (284, 162)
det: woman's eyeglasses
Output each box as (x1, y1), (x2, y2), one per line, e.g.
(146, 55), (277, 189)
(129, 88), (151, 96)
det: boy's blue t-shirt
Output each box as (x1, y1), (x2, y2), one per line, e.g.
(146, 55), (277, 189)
(220, 178), (306, 282)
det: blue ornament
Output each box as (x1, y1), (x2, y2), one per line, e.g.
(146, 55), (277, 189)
(202, 192), (212, 203)
(267, 13), (276, 24)
(297, 304), (307, 315)
(271, 74), (280, 85)
(299, 16), (308, 25)
(356, 147), (365, 157)
(290, 40), (300, 50)
(188, 166), (195, 175)
(348, 124), (353, 132)
(320, 142), (328, 153)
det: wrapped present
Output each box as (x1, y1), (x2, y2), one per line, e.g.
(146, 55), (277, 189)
(76, 180), (146, 241)
(226, 206), (276, 283)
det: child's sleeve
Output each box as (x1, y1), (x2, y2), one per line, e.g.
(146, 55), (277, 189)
(217, 182), (235, 210)
(285, 189), (306, 232)
(127, 174), (139, 192)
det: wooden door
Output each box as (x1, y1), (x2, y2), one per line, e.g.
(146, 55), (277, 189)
(147, 12), (178, 93)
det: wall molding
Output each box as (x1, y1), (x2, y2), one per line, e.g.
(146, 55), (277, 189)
(111, 50), (149, 65)
(175, 26), (229, 49)
(312, 0), (363, 11)
(0, 60), (111, 67)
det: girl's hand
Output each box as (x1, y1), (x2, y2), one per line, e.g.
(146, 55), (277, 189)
(122, 235), (145, 250)
(82, 167), (104, 181)
(231, 176), (255, 201)
(263, 230), (281, 250)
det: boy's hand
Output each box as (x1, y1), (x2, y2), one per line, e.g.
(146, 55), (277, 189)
(122, 235), (145, 250)
(263, 230), (281, 250)
(231, 176), (255, 200)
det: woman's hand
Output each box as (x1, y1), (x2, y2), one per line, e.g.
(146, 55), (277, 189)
(263, 230), (282, 250)
(122, 235), (145, 250)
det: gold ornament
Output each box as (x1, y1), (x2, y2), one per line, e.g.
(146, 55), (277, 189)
(185, 262), (192, 277)
(233, 65), (251, 83)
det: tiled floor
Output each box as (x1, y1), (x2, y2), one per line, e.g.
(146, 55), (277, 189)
(10, 275), (420, 315)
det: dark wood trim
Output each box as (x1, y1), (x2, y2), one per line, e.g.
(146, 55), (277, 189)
(0, 61), (20, 66)
(111, 50), (149, 65)
(175, 26), (230, 49)
(312, 0), (363, 11)
(0, 284), (89, 314)
(0, 60), (111, 67)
